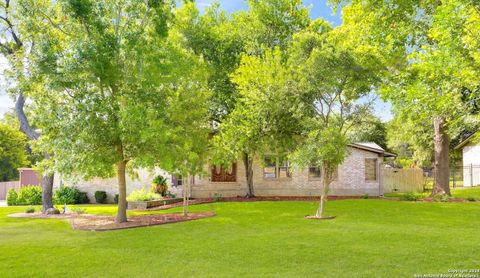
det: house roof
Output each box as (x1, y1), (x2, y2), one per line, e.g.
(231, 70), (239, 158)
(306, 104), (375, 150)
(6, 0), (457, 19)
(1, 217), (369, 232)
(349, 142), (397, 158)
(455, 133), (478, 150)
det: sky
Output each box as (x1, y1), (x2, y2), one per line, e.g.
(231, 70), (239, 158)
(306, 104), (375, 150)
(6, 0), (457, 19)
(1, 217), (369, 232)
(0, 0), (392, 121)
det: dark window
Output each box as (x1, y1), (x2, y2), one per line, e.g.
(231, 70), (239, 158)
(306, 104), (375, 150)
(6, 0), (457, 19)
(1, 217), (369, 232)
(365, 159), (377, 181)
(263, 156), (291, 179)
(309, 166), (321, 179)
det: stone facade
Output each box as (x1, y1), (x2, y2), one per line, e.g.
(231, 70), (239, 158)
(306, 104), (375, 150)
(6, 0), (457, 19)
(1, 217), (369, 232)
(190, 147), (384, 198)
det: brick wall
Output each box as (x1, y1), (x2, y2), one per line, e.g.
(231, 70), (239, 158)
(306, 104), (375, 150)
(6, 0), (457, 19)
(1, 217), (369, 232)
(191, 147), (383, 198)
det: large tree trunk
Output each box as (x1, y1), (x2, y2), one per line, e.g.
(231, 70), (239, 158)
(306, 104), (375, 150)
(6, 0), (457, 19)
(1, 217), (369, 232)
(116, 160), (128, 223)
(41, 173), (54, 212)
(432, 116), (451, 196)
(242, 152), (254, 198)
(16, 93), (55, 211)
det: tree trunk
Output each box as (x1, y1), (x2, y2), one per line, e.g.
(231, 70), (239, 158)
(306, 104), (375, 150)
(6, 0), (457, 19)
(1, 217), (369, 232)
(432, 116), (451, 196)
(242, 152), (254, 198)
(316, 162), (331, 218)
(183, 174), (190, 216)
(41, 173), (54, 212)
(116, 160), (128, 223)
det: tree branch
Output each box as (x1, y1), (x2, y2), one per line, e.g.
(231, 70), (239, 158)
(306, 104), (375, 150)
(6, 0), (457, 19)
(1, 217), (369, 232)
(15, 93), (40, 140)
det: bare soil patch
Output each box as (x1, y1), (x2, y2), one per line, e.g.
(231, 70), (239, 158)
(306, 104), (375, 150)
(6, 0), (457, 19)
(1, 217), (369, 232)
(8, 211), (215, 231)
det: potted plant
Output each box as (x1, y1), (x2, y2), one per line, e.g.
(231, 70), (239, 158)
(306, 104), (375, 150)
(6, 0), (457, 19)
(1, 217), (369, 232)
(151, 175), (168, 197)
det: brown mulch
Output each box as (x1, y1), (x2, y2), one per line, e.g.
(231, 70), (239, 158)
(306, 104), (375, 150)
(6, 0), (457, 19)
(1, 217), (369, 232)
(8, 211), (215, 231)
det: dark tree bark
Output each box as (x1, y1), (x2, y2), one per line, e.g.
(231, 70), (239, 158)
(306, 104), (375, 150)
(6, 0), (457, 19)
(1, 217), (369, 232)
(432, 116), (451, 196)
(16, 93), (55, 211)
(116, 160), (128, 223)
(242, 152), (254, 198)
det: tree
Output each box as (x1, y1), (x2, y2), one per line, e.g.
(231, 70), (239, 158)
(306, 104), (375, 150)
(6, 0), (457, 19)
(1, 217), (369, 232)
(0, 123), (29, 181)
(335, 0), (480, 196)
(347, 113), (388, 150)
(27, 0), (210, 223)
(175, 0), (310, 197)
(0, 0), (55, 211)
(229, 18), (383, 217)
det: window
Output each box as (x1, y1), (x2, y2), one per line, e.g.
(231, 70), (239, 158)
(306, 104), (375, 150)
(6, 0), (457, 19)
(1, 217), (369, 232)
(309, 166), (322, 179)
(172, 174), (183, 187)
(263, 156), (291, 179)
(211, 163), (237, 182)
(365, 158), (378, 181)
(308, 166), (338, 180)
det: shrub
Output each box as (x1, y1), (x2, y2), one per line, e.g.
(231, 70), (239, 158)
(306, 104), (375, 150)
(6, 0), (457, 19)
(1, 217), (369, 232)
(466, 196), (477, 202)
(213, 193), (222, 202)
(71, 207), (86, 214)
(54, 186), (77, 204)
(55, 186), (89, 205)
(362, 194), (369, 199)
(400, 192), (423, 202)
(17, 186), (42, 205)
(114, 194), (119, 204)
(164, 191), (176, 198)
(127, 187), (161, 202)
(94, 191), (107, 204)
(25, 207), (35, 213)
(7, 188), (18, 206)
(76, 192), (89, 204)
(151, 175), (168, 196)
(433, 195), (449, 203)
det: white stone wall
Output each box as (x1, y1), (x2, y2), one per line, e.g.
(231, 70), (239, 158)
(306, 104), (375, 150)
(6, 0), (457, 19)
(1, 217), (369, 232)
(462, 144), (480, 187)
(53, 168), (182, 203)
(191, 147), (383, 198)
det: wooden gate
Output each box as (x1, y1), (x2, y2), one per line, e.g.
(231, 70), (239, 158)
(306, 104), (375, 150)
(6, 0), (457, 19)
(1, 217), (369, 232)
(0, 181), (20, 200)
(384, 169), (425, 193)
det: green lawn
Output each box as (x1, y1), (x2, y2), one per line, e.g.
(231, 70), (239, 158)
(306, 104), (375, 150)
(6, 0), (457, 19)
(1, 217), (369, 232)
(384, 186), (480, 199)
(0, 200), (479, 277)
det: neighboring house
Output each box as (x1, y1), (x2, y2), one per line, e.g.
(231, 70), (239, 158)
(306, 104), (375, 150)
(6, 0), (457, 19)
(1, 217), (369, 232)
(27, 142), (395, 202)
(192, 142), (396, 198)
(455, 134), (480, 187)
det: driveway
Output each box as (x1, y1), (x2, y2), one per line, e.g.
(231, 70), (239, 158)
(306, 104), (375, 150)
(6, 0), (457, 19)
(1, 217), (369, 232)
(0, 200), (6, 207)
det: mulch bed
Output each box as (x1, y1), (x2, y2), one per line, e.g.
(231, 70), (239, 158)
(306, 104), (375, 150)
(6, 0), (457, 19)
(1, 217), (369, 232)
(8, 211), (215, 231)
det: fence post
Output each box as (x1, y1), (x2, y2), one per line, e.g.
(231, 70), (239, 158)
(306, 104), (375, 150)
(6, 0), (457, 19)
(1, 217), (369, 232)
(452, 164), (455, 188)
(471, 164), (474, 187)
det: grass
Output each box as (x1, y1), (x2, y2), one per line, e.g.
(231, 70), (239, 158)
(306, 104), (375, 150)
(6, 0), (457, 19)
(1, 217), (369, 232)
(384, 186), (480, 200)
(0, 200), (479, 277)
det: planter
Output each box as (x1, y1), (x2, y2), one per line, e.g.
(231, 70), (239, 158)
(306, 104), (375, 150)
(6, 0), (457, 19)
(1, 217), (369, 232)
(128, 198), (183, 210)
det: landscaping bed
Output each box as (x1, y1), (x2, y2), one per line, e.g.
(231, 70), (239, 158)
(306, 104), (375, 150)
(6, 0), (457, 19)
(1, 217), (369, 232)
(8, 211), (215, 231)
(127, 198), (183, 210)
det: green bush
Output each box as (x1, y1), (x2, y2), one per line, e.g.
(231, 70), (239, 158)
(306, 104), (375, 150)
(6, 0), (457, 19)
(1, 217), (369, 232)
(400, 192), (423, 202)
(114, 194), (119, 204)
(76, 192), (89, 204)
(25, 207), (35, 213)
(94, 191), (107, 204)
(362, 194), (369, 199)
(17, 186), (42, 205)
(165, 191), (176, 198)
(127, 187), (161, 202)
(54, 186), (90, 205)
(466, 196), (478, 202)
(433, 195), (449, 203)
(7, 188), (18, 206)
(54, 186), (77, 204)
(213, 193), (222, 202)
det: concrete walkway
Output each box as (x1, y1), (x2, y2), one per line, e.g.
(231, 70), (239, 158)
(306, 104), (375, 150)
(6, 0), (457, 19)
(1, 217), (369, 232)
(0, 200), (6, 207)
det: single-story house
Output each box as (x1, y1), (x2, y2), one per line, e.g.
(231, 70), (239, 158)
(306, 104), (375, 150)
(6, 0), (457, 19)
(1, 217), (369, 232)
(455, 134), (480, 187)
(192, 142), (396, 198)
(20, 142), (394, 202)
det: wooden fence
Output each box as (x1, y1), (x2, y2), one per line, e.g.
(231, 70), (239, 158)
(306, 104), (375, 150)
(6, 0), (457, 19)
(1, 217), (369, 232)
(384, 168), (425, 193)
(0, 181), (20, 200)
